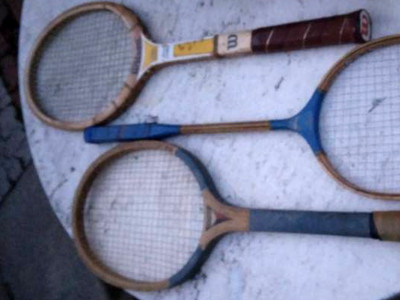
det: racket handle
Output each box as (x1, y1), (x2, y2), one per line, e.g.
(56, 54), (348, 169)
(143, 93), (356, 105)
(216, 9), (371, 56)
(249, 210), (400, 242)
(373, 211), (400, 242)
(84, 121), (272, 143)
(249, 210), (377, 239)
(84, 124), (181, 143)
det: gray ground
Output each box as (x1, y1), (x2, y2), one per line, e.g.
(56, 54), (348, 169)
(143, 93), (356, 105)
(0, 78), (136, 300)
(0, 78), (30, 202)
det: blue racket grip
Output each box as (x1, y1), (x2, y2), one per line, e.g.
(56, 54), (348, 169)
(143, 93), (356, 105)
(84, 123), (181, 143)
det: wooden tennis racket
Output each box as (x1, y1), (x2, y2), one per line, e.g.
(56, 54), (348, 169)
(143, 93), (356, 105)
(24, 2), (371, 130)
(73, 140), (400, 291)
(85, 35), (400, 200)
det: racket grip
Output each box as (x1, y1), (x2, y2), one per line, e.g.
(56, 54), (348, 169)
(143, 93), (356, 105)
(373, 211), (400, 242)
(249, 210), (377, 239)
(84, 124), (181, 143)
(251, 9), (371, 52)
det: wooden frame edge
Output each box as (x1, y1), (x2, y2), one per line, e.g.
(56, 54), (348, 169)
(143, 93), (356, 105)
(317, 153), (400, 200)
(316, 35), (400, 200)
(24, 2), (144, 131)
(318, 35), (400, 92)
(72, 141), (179, 290)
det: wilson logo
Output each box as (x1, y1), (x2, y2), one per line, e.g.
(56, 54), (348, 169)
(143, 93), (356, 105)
(227, 34), (238, 50)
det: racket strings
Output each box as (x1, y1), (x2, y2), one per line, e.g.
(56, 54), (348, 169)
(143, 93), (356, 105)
(320, 44), (400, 193)
(31, 10), (134, 122)
(84, 150), (204, 282)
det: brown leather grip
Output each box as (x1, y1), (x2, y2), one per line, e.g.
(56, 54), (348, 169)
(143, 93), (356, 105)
(373, 211), (400, 242)
(251, 9), (371, 53)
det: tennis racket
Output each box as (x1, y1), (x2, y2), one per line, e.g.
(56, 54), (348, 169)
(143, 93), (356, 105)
(85, 35), (400, 200)
(24, 2), (371, 130)
(73, 140), (400, 291)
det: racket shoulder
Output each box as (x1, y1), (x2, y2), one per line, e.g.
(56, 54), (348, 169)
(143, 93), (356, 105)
(175, 147), (251, 247)
(168, 246), (206, 288)
(199, 189), (250, 249)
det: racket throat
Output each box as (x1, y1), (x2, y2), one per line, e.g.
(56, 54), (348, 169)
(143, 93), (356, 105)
(140, 35), (216, 75)
(204, 206), (230, 231)
(270, 89), (325, 154)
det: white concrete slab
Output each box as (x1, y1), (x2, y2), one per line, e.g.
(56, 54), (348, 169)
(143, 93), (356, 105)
(19, 0), (400, 299)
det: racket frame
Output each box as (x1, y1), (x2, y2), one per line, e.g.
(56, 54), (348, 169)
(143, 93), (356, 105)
(25, 2), (370, 130)
(316, 35), (400, 200)
(73, 141), (400, 291)
(270, 35), (400, 200)
(24, 2), (147, 130)
(85, 35), (400, 200)
(72, 140), (240, 290)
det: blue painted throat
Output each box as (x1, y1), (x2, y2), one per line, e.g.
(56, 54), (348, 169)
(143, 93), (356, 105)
(270, 89), (325, 154)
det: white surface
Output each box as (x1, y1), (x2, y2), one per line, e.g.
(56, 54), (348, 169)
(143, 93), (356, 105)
(19, 0), (400, 299)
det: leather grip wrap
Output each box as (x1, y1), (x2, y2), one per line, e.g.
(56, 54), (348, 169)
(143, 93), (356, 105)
(251, 9), (371, 52)
(373, 211), (400, 242)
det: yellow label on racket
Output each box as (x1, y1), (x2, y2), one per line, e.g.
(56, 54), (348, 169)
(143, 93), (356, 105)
(173, 38), (214, 57)
(142, 40), (158, 69)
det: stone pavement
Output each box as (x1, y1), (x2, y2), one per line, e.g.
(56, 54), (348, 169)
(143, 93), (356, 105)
(0, 0), (138, 296)
(0, 78), (31, 204)
(0, 75), (137, 299)
(0, 164), (136, 300)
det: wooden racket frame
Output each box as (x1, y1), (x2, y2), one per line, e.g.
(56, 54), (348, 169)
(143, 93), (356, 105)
(23, 1), (226, 131)
(316, 35), (400, 200)
(73, 141), (400, 290)
(182, 35), (400, 200)
(24, 2), (146, 130)
(83, 35), (400, 200)
(25, 2), (370, 130)
(72, 140), (249, 290)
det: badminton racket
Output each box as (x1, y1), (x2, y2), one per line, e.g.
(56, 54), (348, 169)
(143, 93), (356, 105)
(85, 35), (400, 200)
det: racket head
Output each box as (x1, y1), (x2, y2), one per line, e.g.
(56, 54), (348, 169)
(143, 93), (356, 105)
(24, 2), (148, 130)
(296, 35), (400, 199)
(73, 141), (244, 290)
